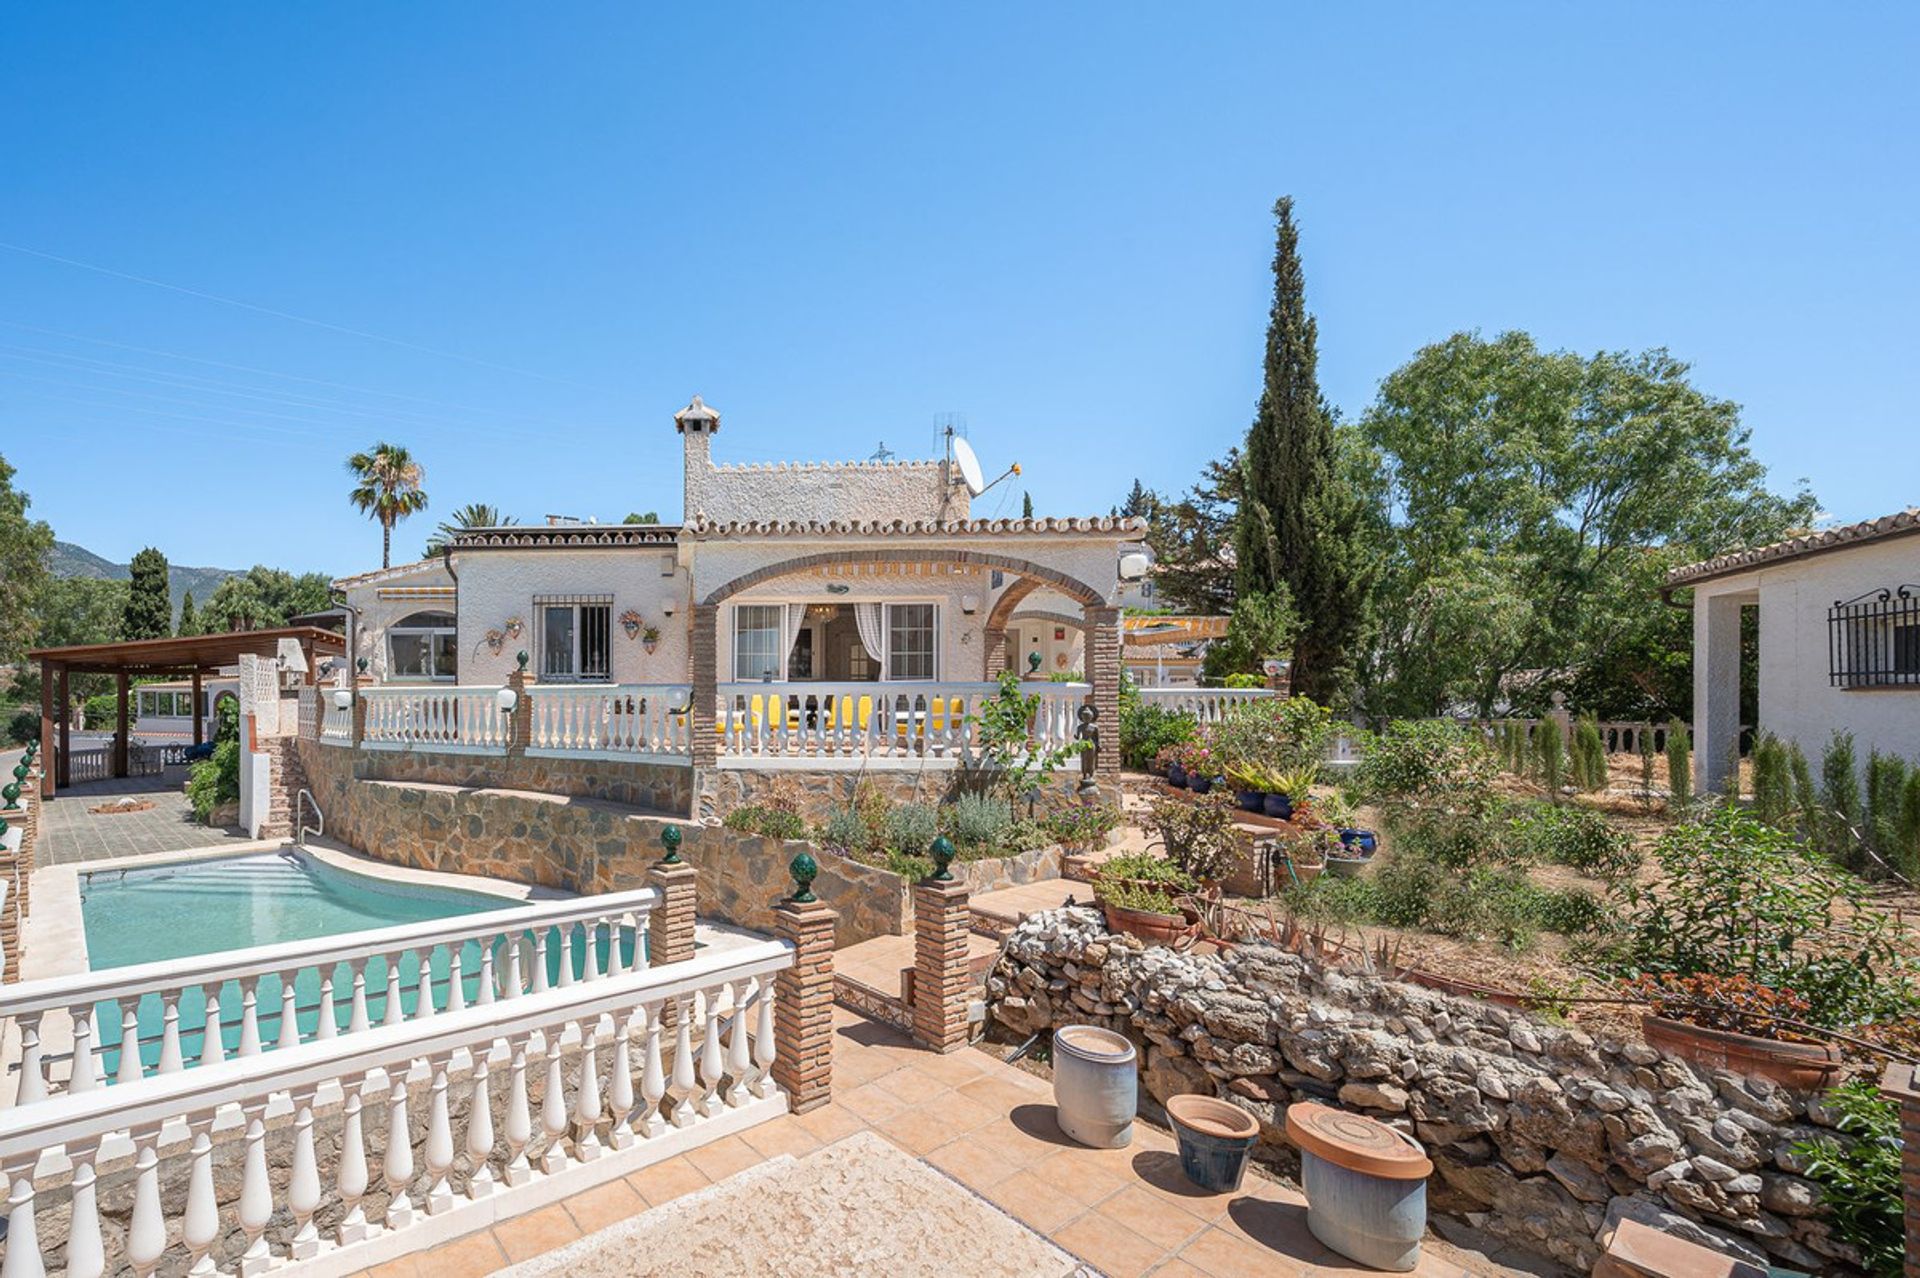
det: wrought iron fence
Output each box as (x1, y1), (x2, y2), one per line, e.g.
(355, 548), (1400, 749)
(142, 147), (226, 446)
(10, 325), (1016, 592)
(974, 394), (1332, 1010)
(1828, 586), (1920, 688)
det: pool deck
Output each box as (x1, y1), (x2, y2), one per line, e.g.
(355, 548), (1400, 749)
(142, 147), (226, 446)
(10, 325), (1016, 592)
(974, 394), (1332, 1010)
(33, 771), (258, 866)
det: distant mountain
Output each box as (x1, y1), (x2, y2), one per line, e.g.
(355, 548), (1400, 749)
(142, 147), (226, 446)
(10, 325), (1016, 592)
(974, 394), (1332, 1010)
(47, 541), (247, 623)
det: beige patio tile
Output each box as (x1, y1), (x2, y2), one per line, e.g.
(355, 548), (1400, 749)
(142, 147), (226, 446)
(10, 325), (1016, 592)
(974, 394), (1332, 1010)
(492, 1202), (582, 1263)
(561, 1177), (646, 1234)
(965, 1117), (1069, 1174)
(875, 1104), (969, 1155)
(982, 1168), (1092, 1234)
(1124, 1147), (1241, 1220)
(1145, 1260), (1213, 1278)
(681, 1131), (761, 1182)
(1029, 1144), (1142, 1202)
(738, 1115), (826, 1159)
(1053, 1209), (1173, 1278)
(791, 1102), (868, 1144)
(1101, 1184), (1216, 1251)
(956, 1069), (1051, 1112)
(835, 1080), (911, 1124)
(623, 1154), (711, 1206)
(870, 1062), (940, 1102)
(912, 1046), (997, 1086)
(1179, 1225), (1315, 1278)
(923, 1130), (1019, 1190)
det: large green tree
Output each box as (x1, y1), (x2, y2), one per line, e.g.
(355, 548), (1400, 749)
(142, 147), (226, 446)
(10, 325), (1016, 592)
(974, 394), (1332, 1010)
(1141, 451), (1241, 616)
(1351, 332), (1815, 718)
(14, 577), (128, 703)
(346, 442), (428, 569)
(0, 454), (54, 666)
(176, 590), (198, 637)
(123, 547), (172, 640)
(1234, 198), (1367, 701)
(195, 567), (334, 633)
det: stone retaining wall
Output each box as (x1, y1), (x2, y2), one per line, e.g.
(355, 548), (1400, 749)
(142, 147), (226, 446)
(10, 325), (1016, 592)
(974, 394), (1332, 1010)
(353, 744), (692, 816)
(988, 908), (1859, 1274)
(705, 764), (1119, 825)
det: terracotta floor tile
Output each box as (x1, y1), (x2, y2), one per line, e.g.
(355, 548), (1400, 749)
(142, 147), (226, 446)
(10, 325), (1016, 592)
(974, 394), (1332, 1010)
(682, 1131), (761, 1182)
(364, 1256), (424, 1278)
(1101, 1184), (1215, 1251)
(923, 1131), (1018, 1190)
(966, 1118), (1067, 1174)
(1216, 1194), (1337, 1263)
(982, 1168), (1092, 1234)
(1125, 1147), (1240, 1220)
(957, 1070), (1050, 1112)
(875, 1104), (968, 1155)
(1181, 1225), (1314, 1278)
(1052, 1210), (1172, 1278)
(739, 1115), (826, 1159)
(912, 1046), (995, 1086)
(1146, 1260), (1213, 1278)
(792, 1102), (868, 1144)
(623, 1155), (711, 1207)
(836, 1081), (910, 1124)
(1030, 1144), (1142, 1203)
(492, 1202), (582, 1264)
(423, 1229), (508, 1278)
(561, 1177), (646, 1234)
(870, 1063), (942, 1103)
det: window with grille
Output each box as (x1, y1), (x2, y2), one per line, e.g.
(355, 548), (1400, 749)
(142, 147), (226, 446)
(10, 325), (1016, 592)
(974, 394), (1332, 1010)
(887, 603), (936, 680)
(1828, 587), (1920, 689)
(538, 597), (612, 681)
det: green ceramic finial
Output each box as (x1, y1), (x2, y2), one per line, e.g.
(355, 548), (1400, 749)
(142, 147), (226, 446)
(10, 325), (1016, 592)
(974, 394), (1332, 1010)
(929, 834), (956, 882)
(517, 650), (530, 672)
(659, 824), (683, 865)
(1027, 650), (1043, 674)
(2, 782), (18, 811)
(788, 849), (819, 903)
(0, 818), (9, 841)
(10, 763), (25, 783)
(357, 656), (370, 674)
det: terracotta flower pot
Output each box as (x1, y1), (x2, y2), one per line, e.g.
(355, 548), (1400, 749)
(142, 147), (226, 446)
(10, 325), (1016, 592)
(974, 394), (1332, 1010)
(1101, 900), (1188, 946)
(1640, 1014), (1843, 1091)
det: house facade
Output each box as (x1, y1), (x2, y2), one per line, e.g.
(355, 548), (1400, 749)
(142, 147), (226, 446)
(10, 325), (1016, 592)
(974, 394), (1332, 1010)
(333, 397), (1147, 816)
(1670, 508), (1920, 792)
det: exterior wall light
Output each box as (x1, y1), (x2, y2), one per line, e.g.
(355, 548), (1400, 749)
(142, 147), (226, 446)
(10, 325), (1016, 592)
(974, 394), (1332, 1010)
(496, 686), (519, 715)
(332, 689), (353, 711)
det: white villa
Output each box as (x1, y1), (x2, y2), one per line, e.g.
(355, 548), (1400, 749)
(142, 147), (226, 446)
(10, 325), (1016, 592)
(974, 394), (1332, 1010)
(1672, 507), (1920, 792)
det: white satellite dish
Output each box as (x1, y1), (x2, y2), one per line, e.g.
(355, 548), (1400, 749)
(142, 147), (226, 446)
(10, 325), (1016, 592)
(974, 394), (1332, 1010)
(951, 435), (987, 497)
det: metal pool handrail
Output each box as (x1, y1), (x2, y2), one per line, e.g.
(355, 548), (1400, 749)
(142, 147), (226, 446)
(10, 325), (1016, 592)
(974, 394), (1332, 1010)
(1, 885), (662, 1107)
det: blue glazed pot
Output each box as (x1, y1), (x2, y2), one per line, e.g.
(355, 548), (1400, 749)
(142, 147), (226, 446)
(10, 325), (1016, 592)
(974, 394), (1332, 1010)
(1189, 774), (1215, 795)
(1338, 828), (1378, 855)
(1235, 790), (1265, 813)
(1166, 1095), (1260, 1193)
(1263, 793), (1293, 820)
(1301, 1148), (1427, 1271)
(1167, 764), (1187, 788)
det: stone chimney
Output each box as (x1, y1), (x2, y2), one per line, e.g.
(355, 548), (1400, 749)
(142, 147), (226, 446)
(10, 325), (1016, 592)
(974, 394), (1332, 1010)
(675, 394), (719, 521)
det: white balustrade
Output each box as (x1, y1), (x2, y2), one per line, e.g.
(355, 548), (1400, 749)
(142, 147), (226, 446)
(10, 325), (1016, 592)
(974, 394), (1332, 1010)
(1136, 686), (1276, 726)
(0, 888), (658, 1109)
(360, 686), (509, 753)
(527, 684), (691, 759)
(296, 688), (319, 739)
(319, 694), (353, 745)
(717, 681), (996, 760)
(0, 941), (791, 1278)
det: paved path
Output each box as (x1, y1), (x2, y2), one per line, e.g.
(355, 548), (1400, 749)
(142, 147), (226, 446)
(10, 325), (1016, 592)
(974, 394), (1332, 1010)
(37, 774), (254, 866)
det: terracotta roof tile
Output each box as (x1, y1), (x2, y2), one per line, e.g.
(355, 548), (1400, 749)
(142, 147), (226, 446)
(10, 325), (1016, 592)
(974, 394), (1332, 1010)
(1666, 508), (1920, 587)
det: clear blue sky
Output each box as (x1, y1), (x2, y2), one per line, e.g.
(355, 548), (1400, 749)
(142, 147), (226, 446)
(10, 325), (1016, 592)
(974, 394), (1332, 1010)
(3, 4), (1915, 576)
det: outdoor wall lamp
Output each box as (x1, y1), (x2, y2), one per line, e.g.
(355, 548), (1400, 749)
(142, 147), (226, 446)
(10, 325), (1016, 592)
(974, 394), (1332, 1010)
(332, 689), (353, 711)
(960, 593), (980, 615)
(496, 686), (519, 715)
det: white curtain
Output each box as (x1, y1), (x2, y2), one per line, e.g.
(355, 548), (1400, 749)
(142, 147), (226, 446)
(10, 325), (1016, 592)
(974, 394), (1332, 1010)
(785, 603), (809, 669)
(854, 603), (886, 667)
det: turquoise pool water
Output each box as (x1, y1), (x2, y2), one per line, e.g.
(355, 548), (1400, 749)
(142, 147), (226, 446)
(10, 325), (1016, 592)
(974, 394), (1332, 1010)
(80, 851), (628, 1076)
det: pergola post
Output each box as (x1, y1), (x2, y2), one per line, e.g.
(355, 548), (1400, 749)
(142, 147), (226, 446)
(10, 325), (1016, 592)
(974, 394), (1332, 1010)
(55, 664), (71, 790)
(113, 671), (130, 779)
(191, 670), (204, 747)
(37, 658), (54, 799)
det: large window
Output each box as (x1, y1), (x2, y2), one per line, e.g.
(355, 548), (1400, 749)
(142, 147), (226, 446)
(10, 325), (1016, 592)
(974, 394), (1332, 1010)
(734, 605), (784, 681)
(389, 611), (458, 682)
(887, 603), (936, 681)
(539, 599), (612, 682)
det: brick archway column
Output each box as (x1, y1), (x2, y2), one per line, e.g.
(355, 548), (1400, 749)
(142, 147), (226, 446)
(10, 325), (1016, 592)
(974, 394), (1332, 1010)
(690, 604), (719, 768)
(983, 629), (1008, 679)
(1083, 605), (1122, 775)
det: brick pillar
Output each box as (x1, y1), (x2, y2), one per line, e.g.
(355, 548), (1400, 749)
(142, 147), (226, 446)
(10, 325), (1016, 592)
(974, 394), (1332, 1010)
(772, 896), (838, 1113)
(506, 662), (534, 756)
(912, 876), (972, 1053)
(1082, 605), (1122, 776)
(648, 847), (698, 967)
(350, 674), (375, 747)
(1884, 1062), (1920, 1277)
(983, 629), (1008, 679)
(689, 604), (718, 768)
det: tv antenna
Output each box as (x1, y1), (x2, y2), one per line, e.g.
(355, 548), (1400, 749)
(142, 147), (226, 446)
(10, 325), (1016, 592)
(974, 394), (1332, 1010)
(869, 440), (896, 462)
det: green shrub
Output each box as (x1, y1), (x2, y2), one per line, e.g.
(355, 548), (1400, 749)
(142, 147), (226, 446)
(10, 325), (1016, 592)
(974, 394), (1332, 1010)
(1534, 887), (1605, 935)
(1790, 741), (1819, 839)
(1865, 750), (1908, 866)
(1040, 802), (1122, 851)
(1535, 722), (1564, 801)
(1791, 1081), (1905, 1278)
(82, 692), (118, 729)
(1119, 699), (1197, 771)
(1571, 717), (1607, 791)
(5, 709), (37, 747)
(1899, 771), (1920, 880)
(1821, 730), (1860, 856)
(1352, 719), (1494, 804)
(999, 817), (1052, 853)
(1099, 851), (1197, 889)
(1385, 800), (1508, 869)
(1509, 803), (1636, 878)
(1222, 672), (1265, 689)
(820, 806), (867, 853)
(943, 792), (1011, 851)
(1637, 729), (1657, 811)
(722, 806), (807, 841)
(1146, 793), (1240, 883)
(1665, 718), (1692, 811)
(1099, 880), (1184, 916)
(884, 802), (940, 856)
(185, 740), (239, 823)
(1751, 733), (1794, 828)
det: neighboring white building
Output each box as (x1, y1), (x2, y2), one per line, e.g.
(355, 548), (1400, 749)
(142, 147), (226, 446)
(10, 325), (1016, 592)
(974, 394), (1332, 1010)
(1670, 508), (1920, 793)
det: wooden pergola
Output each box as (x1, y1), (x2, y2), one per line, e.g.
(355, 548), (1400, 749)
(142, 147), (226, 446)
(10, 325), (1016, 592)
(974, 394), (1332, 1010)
(26, 626), (346, 798)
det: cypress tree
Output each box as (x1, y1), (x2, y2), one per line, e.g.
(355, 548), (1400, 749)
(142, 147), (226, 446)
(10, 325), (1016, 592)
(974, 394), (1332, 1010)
(1665, 718), (1692, 813)
(1537, 722), (1565, 803)
(123, 547), (172, 640)
(1022, 491), (1034, 520)
(1234, 197), (1366, 703)
(177, 590), (198, 636)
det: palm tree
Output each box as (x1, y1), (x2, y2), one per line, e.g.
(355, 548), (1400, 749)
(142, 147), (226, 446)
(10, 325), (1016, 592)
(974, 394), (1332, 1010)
(346, 442), (428, 569)
(425, 503), (515, 557)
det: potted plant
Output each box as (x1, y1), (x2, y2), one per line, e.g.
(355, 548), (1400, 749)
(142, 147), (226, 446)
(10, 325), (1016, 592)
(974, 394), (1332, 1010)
(1268, 763), (1321, 821)
(1154, 744), (1185, 785)
(1317, 793), (1375, 873)
(1627, 972), (1843, 1090)
(1184, 743), (1220, 795)
(1094, 852), (1198, 944)
(1274, 828), (1328, 888)
(641, 624), (661, 655)
(1147, 794), (1239, 888)
(1226, 763), (1269, 813)
(619, 608), (645, 641)
(1043, 802), (1123, 854)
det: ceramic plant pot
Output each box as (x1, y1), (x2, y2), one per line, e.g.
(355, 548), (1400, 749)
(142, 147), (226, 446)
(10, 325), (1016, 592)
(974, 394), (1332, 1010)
(1166, 1094), (1261, 1193)
(1640, 1015), (1843, 1091)
(1263, 793), (1294, 820)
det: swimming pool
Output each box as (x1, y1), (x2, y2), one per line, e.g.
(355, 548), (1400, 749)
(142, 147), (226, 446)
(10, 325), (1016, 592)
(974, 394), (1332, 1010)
(79, 850), (614, 1075)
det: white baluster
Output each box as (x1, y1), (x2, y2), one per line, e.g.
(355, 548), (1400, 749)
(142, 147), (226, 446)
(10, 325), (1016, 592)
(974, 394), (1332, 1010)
(237, 977), (263, 1058)
(348, 959), (371, 1034)
(384, 1066), (416, 1230)
(126, 1130), (165, 1278)
(288, 1088), (322, 1260)
(184, 1116), (219, 1277)
(557, 921), (576, 988)
(425, 1052), (455, 1214)
(504, 934), (526, 999)
(238, 1100), (272, 1275)
(504, 1038), (533, 1187)
(468, 1039), (498, 1199)
(157, 996), (184, 1074)
(316, 968), (338, 1039)
(446, 944), (467, 1013)
(583, 918), (604, 981)
(608, 1009), (636, 1150)
(200, 987), (225, 1067)
(277, 970), (301, 1051)
(670, 998), (696, 1127)
(574, 1017), (604, 1161)
(635, 913), (652, 971)
(66, 1141), (105, 1278)
(531, 929), (551, 993)
(414, 948), (437, 1020)
(639, 1002), (667, 1138)
(116, 998), (143, 1085)
(1, 1155), (45, 1278)
(338, 1080), (371, 1243)
(541, 1031), (570, 1172)
(383, 953), (405, 1027)
(477, 937), (498, 1005)
(68, 1002), (100, 1092)
(727, 980), (753, 1107)
(699, 987), (728, 1117)
(752, 980), (778, 1099)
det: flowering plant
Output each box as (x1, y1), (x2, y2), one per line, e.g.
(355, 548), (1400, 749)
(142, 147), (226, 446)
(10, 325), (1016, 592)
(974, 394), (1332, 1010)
(1626, 972), (1818, 1043)
(619, 609), (645, 640)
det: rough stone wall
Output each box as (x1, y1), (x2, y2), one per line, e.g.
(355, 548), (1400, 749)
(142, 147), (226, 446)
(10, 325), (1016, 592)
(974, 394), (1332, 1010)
(350, 744), (693, 816)
(989, 909), (1858, 1275)
(688, 458), (961, 525)
(705, 764), (1118, 827)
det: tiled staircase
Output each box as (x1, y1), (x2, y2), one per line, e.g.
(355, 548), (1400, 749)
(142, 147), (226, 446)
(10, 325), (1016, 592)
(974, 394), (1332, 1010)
(260, 736), (311, 840)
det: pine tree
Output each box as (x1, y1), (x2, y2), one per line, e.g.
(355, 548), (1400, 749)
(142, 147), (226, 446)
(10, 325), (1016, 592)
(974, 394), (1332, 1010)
(1234, 197), (1366, 702)
(1118, 479), (1154, 518)
(176, 590), (198, 636)
(123, 547), (172, 640)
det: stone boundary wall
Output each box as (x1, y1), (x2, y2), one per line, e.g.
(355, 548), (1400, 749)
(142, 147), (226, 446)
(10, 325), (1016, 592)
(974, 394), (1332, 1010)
(706, 764), (1119, 825)
(351, 745), (692, 817)
(988, 909), (1859, 1274)
(296, 741), (904, 947)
